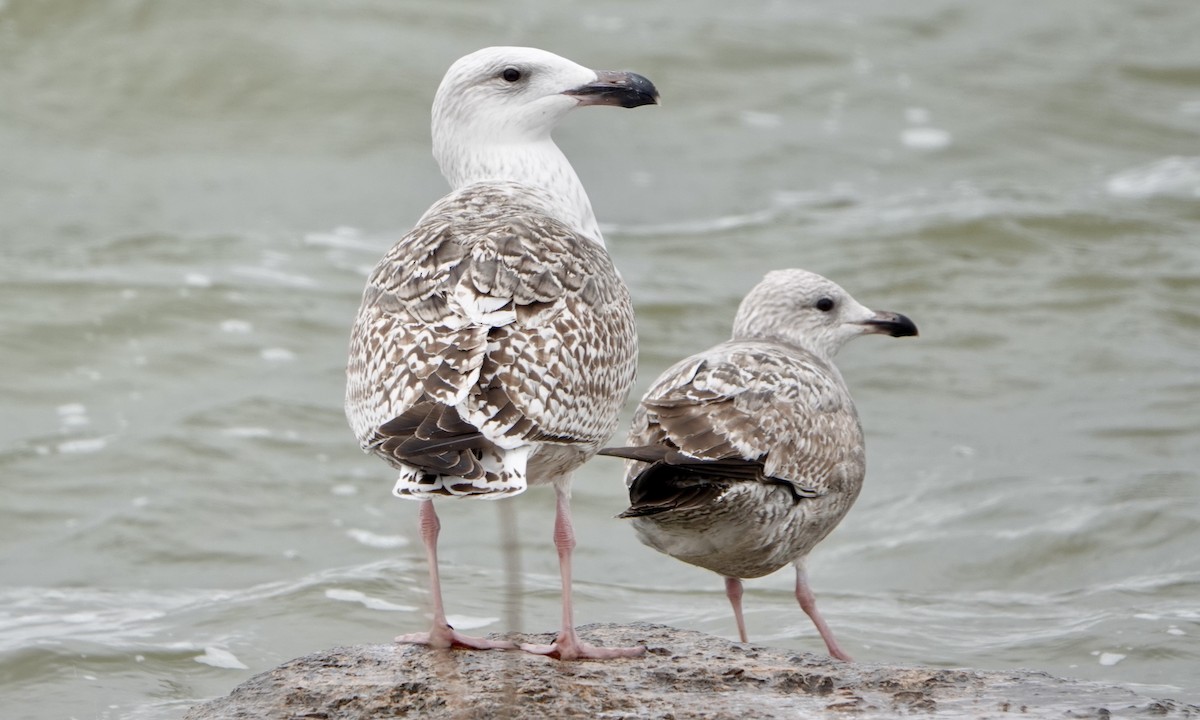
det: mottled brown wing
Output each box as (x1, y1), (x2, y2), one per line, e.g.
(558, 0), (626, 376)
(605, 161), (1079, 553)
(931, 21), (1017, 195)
(345, 183), (637, 477)
(618, 341), (865, 498)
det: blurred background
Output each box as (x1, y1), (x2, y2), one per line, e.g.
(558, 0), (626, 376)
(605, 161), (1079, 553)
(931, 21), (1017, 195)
(2, 1), (1198, 717)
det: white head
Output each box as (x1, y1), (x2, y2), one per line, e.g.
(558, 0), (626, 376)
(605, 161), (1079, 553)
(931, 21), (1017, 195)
(430, 47), (658, 242)
(732, 268), (918, 362)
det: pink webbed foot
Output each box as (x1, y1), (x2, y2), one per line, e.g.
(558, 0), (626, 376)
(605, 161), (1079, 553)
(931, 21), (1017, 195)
(396, 623), (517, 651)
(520, 629), (646, 661)
(520, 485), (647, 661)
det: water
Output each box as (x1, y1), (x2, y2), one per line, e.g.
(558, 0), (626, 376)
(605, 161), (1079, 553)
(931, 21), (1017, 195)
(2, 0), (1198, 717)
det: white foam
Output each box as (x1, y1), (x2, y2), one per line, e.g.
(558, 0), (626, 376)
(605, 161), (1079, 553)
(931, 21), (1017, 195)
(194, 646), (249, 670)
(346, 529), (408, 549)
(1106, 156), (1200, 199)
(739, 110), (783, 129)
(444, 614), (498, 630)
(233, 266), (319, 289)
(57, 404), (90, 429)
(220, 319), (253, 334)
(901, 127), (952, 150)
(63, 612), (99, 624)
(324, 588), (415, 612)
(260, 348), (295, 362)
(303, 226), (376, 251)
(184, 273), (213, 288)
(1097, 652), (1126, 666)
(330, 484), (358, 496)
(57, 438), (107, 454)
(223, 427), (272, 439)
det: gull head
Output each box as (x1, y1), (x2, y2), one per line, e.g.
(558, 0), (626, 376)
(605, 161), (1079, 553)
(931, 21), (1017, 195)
(432, 47), (658, 191)
(428, 47), (658, 241)
(731, 268), (918, 362)
(433, 46), (658, 146)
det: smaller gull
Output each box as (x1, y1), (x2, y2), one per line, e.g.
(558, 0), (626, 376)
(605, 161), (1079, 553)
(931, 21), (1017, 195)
(345, 47), (658, 660)
(601, 268), (918, 661)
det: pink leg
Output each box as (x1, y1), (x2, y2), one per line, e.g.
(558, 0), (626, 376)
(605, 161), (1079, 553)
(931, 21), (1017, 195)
(724, 576), (749, 643)
(794, 560), (852, 662)
(520, 484), (646, 660)
(395, 500), (516, 651)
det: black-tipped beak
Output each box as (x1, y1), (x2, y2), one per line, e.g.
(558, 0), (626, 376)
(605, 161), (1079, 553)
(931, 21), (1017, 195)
(862, 311), (919, 338)
(564, 70), (660, 108)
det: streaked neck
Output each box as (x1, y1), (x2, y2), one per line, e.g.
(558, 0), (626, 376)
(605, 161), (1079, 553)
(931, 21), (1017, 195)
(730, 324), (838, 365)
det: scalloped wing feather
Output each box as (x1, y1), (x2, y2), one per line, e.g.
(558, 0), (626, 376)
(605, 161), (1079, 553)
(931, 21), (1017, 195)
(624, 341), (864, 497)
(346, 183), (637, 498)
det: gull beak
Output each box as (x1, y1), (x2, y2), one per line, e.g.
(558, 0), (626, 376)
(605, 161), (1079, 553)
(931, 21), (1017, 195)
(860, 310), (919, 338)
(564, 70), (660, 108)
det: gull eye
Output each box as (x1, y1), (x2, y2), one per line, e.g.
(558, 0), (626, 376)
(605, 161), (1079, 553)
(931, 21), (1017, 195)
(815, 297), (835, 312)
(501, 67), (522, 83)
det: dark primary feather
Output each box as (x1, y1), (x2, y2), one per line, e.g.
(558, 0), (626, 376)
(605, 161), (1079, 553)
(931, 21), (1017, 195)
(619, 469), (730, 518)
(372, 402), (493, 479)
(601, 443), (819, 518)
(599, 445), (764, 480)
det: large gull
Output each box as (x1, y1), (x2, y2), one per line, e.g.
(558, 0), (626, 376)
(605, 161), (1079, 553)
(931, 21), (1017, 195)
(345, 47), (658, 660)
(601, 269), (918, 661)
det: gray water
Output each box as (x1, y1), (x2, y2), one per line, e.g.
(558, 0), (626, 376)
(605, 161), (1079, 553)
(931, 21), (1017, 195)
(2, 1), (1199, 717)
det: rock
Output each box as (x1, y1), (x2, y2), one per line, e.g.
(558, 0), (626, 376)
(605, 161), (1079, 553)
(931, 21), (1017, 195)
(185, 623), (1196, 719)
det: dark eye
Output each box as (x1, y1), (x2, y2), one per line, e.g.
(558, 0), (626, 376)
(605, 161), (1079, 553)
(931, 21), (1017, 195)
(816, 297), (835, 312)
(501, 67), (522, 83)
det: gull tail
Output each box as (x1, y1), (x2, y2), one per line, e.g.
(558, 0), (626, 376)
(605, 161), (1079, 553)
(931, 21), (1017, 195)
(393, 445), (531, 500)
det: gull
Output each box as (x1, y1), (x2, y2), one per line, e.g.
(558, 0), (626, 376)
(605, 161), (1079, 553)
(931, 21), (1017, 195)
(345, 47), (657, 660)
(601, 269), (918, 661)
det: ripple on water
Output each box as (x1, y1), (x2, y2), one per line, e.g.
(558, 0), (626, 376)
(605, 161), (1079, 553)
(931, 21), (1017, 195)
(324, 588), (415, 612)
(900, 126), (952, 151)
(303, 226), (379, 252)
(56, 437), (108, 454)
(1106, 156), (1200, 199)
(193, 646), (248, 670)
(345, 528), (408, 549)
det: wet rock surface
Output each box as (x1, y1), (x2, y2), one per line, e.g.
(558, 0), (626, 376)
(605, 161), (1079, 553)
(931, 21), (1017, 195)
(185, 623), (1196, 719)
